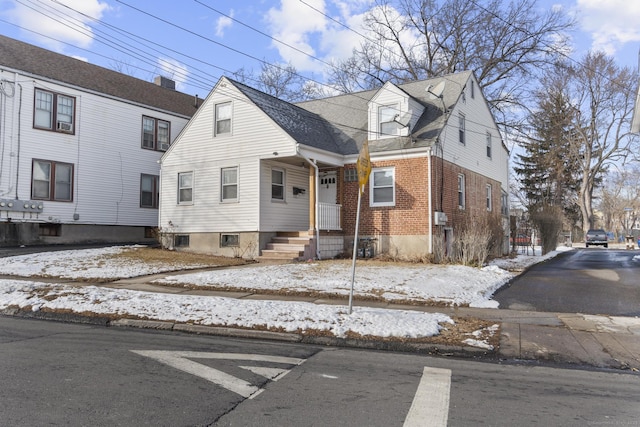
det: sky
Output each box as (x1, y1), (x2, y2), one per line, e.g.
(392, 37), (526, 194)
(0, 244), (568, 349)
(0, 0), (639, 98)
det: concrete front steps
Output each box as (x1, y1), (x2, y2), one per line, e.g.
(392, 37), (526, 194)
(258, 231), (312, 262)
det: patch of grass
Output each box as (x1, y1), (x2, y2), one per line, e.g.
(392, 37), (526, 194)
(114, 247), (249, 267)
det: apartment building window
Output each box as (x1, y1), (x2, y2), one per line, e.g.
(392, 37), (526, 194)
(142, 116), (171, 151)
(34, 89), (75, 133)
(379, 105), (399, 137)
(221, 167), (238, 202)
(458, 113), (466, 145)
(140, 174), (159, 208)
(31, 159), (73, 202)
(486, 132), (492, 159)
(215, 102), (232, 135)
(178, 172), (193, 204)
(272, 168), (285, 201)
(371, 167), (395, 207)
(458, 174), (465, 209)
(486, 184), (492, 211)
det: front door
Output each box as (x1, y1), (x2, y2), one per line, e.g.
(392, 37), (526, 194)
(319, 171), (337, 204)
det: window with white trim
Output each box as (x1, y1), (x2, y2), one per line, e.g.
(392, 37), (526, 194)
(178, 172), (193, 204)
(215, 102), (232, 135)
(486, 132), (492, 159)
(142, 116), (171, 151)
(370, 167), (395, 207)
(271, 168), (285, 201)
(221, 167), (238, 202)
(221, 234), (239, 247)
(486, 184), (492, 211)
(31, 159), (73, 202)
(378, 105), (399, 137)
(140, 174), (159, 208)
(458, 113), (466, 145)
(34, 88), (75, 133)
(458, 174), (465, 209)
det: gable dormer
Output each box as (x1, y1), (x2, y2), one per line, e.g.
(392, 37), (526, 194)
(368, 82), (424, 141)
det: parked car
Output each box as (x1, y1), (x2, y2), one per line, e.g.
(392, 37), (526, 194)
(585, 229), (608, 248)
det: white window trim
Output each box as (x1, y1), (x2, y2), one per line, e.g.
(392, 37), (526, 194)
(271, 168), (285, 202)
(177, 171), (194, 205)
(486, 132), (492, 159)
(221, 166), (239, 203)
(459, 113), (466, 145)
(458, 174), (466, 210)
(215, 101), (232, 136)
(378, 104), (399, 139)
(486, 184), (492, 211)
(370, 167), (395, 207)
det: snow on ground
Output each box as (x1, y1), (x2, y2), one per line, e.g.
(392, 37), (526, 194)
(0, 245), (569, 344)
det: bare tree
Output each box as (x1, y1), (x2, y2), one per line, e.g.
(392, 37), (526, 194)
(567, 52), (637, 234)
(327, 0), (574, 124)
(598, 166), (640, 237)
(233, 62), (326, 102)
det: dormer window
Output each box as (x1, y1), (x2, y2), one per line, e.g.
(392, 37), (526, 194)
(379, 105), (399, 138)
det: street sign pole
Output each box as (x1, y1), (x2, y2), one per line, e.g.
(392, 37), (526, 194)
(349, 142), (371, 315)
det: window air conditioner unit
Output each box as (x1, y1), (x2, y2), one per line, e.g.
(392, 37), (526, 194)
(57, 121), (72, 132)
(434, 211), (448, 225)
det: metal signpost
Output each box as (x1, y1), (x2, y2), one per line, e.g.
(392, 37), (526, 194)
(349, 141), (371, 314)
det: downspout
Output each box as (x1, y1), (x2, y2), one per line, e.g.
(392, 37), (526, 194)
(15, 83), (22, 200)
(296, 144), (320, 260)
(428, 146), (433, 254)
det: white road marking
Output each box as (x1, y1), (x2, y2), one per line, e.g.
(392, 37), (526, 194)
(403, 367), (452, 427)
(132, 351), (305, 398)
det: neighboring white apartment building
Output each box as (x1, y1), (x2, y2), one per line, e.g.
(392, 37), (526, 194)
(0, 35), (200, 246)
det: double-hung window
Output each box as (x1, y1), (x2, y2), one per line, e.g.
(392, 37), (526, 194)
(486, 132), (492, 159)
(140, 174), (159, 208)
(142, 116), (171, 151)
(34, 89), (75, 133)
(458, 113), (466, 145)
(379, 105), (399, 137)
(458, 174), (466, 209)
(31, 159), (73, 202)
(178, 172), (193, 204)
(221, 167), (238, 202)
(215, 102), (232, 135)
(370, 167), (395, 207)
(486, 184), (492, 211)
(271, 169), (285, 201)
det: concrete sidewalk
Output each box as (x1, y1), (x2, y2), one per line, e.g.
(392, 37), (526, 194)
(94, 274), (640, 372)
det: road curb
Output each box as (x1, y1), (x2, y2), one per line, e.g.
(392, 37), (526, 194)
(1, 308), (493, 358)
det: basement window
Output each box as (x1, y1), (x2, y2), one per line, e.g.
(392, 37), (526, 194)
(174, 235), (190, 247)
(221, 234), (239, 247)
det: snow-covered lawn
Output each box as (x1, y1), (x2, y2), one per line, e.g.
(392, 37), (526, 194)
(0, 246), (567, 345)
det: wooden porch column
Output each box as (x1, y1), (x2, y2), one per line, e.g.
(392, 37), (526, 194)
(308, 165), (316, 232)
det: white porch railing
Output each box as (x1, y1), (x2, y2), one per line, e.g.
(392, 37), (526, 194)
(318, 202), (342, 231)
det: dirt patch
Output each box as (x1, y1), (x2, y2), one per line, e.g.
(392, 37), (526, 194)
(113, 247), (249, 267)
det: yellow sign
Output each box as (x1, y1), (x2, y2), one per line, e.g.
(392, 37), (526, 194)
(357, 141), (371, 193)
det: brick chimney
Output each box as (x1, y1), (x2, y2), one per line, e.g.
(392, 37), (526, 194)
(154, 76), (175, 90)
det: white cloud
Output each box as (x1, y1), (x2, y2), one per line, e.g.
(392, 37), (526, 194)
(577, 0), (640, 55)
(215, 11), (234, 37)
(265, 0), (378, 75)
(6, 0), (110, 51)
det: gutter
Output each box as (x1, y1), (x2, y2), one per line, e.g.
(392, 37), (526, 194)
(296, 144), (321, 260)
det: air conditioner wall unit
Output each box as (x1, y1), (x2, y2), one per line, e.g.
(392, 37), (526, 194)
(434, 211), (448, 225)
(57, 121), (72, 132)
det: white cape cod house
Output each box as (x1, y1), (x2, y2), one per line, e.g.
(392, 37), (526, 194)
(159, 72), (509, 260)
(0, 35), (200, 246)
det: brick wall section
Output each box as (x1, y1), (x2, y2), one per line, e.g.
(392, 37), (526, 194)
(342, 157), (430, 236)
(340, 156), (501, 237)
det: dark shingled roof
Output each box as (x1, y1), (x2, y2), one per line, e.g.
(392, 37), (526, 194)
(224, 72), (471, 157)
(0, 34), (200, 117)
